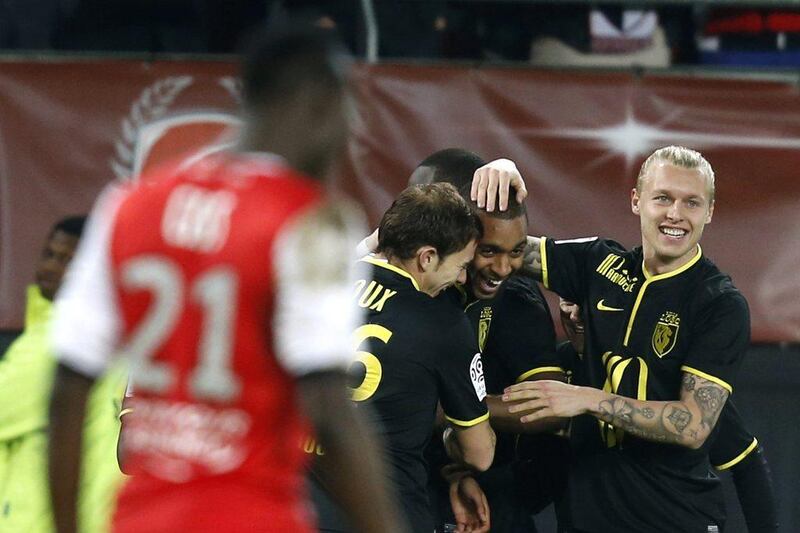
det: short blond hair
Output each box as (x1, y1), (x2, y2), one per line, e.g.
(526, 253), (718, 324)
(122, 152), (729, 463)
(637, 146), (715, 203)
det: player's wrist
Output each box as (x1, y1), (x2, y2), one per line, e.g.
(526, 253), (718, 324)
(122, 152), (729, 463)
(584, 387), (609, 417)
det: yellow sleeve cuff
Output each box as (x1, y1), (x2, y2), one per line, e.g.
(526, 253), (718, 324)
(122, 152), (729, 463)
(445, 411), (490, 427)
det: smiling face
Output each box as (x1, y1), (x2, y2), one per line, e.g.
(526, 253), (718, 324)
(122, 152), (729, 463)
(469, 212), (527, 299)
(422, 240), (478, 297)
(632, 161), (714, 274)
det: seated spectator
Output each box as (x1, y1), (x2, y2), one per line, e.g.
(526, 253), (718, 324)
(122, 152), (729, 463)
(0, 216), (127, 533)
(529, 5), (671, 68)
(697, 8), (800, 66)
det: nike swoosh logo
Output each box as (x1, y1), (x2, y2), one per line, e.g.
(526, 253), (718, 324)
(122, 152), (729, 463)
(597, 299), (624, 312)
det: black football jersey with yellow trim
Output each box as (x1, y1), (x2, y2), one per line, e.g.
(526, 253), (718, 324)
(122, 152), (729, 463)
(710, 400), (758, 471)
(464, 274), (562, 394)
(348, 257), (488, 532)
(463, 274), (562, 465)
(541, 236), (750, 533)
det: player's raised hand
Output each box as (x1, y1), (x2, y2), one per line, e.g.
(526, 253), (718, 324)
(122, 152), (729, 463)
(502, 380), (596, 422)
(449, 475), (490, 533)
(470, 158), (527, 212)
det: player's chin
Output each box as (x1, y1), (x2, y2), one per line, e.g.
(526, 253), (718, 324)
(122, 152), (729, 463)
(473, 274), (503, 298)
(433, 284), (450, 297)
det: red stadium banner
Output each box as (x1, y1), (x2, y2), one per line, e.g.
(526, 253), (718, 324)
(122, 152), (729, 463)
(1, 59), (798, 342)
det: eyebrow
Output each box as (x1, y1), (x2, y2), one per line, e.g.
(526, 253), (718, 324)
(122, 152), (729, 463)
(480, 240), (527, 251)
(652, 189), (704, 202)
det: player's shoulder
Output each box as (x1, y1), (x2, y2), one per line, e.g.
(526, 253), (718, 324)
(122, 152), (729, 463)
(365, 259), (422, 295)
(151, 151), (322, 197)
(549, 236), (637, 266)
(694, 256), (748, 311)
(502, 274), (548, 306)
(367, 277), (472, 349)
(419, 292), (474, 341)
(595, 238), (639, 262)
(549, 236), (626, 253)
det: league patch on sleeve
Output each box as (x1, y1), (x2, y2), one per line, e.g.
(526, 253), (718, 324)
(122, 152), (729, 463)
(470, 353), (487, 401)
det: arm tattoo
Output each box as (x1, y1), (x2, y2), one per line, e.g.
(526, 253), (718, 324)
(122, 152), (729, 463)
(684, 372), (728, 430)
(663, 404), (692, 434)
(595, 398), (695, 445)
(597, 398), (685, 444)
(523, 237), (543, 280)
(592, 374), (729, 448)
(695, 386), (726, 428)
(598, 398), (635, 424)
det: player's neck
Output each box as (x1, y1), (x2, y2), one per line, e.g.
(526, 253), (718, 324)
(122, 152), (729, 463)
(642, 244), (700, 276)
(379, 254), (425, 289)
(237, 125), (311, 178)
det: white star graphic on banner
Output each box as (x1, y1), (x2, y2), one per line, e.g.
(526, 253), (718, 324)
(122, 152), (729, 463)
(526, 107), (800, 172)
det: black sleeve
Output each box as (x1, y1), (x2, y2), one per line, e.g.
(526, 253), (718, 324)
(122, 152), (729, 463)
(711, 401), (779, 531)
(683, 290), (750, 394)
(492, 278), (563, 383)
(540, 236), (603, 304)
(436, 313), (489, 427)
(730, 446), (780, 532)
(709, 401), (756, 469)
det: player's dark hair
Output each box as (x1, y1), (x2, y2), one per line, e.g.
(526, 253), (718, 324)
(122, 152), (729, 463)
(378, 183), (483, 261)
(414, 148), (526, 221)
(240, 23), (349, 111)
(50, 215), (87, 239)
(458, 182), (528, 222)
(411, 148), (486, 189)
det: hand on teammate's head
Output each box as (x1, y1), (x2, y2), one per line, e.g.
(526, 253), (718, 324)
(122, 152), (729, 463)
(470, 159), (528, 212)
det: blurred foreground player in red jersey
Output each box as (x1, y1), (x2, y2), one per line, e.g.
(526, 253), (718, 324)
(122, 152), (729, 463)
(47, 25), (405, 533)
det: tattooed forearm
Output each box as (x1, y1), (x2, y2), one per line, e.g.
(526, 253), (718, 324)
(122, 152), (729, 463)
(596, 398), (688, 445)
(590, 373), (730, 449)
(695, 386), (726, 428)
(595, 398), (701, 446)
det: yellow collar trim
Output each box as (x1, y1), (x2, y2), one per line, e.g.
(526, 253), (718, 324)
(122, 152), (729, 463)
(622, 245), (703, 347)
(642, 245), (703, 281)
(359, 256), (421, 292)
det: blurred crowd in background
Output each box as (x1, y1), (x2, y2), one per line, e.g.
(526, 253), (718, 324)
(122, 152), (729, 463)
(2, 0), (800, 68)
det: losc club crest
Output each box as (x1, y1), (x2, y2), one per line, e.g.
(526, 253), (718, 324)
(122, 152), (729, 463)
(652, 311), (680, 358)
(477, 306), (492, 352)
(110, 76), (243, 181)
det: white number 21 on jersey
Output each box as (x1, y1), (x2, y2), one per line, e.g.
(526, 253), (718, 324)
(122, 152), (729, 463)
(120, 256), (241, 402)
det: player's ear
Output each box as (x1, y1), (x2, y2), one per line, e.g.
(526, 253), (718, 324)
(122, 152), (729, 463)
(417, 246), (438, 272)
(705, 200), (714, 224)
(631, 188), (641, 215)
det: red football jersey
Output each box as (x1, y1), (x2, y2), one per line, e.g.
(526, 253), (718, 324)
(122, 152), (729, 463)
(53, 152), (364, 532)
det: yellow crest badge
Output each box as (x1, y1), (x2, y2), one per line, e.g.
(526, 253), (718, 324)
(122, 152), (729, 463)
(652, 311), (680, 358)
(478, 306), (492, 351)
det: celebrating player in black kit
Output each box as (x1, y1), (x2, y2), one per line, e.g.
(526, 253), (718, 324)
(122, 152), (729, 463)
(493, 146), (752, 532)
(557, 298), (779, 532)
(408, 150), (566, 533)
(312, 183), (495, 533)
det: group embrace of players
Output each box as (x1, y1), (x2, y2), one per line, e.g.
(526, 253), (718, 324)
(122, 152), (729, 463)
(43, 21), (777, 533)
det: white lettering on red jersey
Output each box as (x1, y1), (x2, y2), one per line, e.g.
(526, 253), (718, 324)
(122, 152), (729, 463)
(52, 152), (366, 532)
